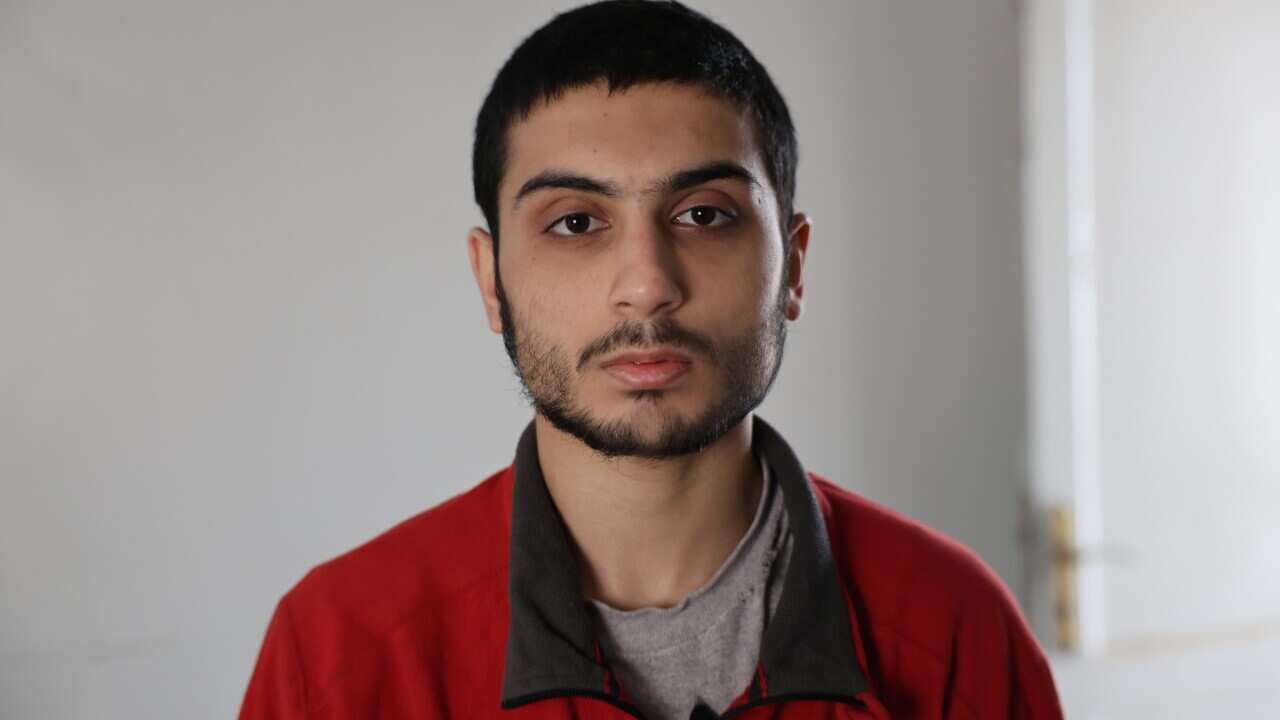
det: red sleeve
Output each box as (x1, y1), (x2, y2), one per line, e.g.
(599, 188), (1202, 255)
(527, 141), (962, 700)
(240, 595), (307, 720)
(945, 581), (1065, 720)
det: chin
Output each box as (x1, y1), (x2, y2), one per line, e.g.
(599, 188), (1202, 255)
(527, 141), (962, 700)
(608, 387), (708, 417)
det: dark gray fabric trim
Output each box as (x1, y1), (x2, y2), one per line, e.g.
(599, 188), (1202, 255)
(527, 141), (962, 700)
(751, 416), (871, 698)
(500, 416), (870, 707)
(500, 423), (602, 702)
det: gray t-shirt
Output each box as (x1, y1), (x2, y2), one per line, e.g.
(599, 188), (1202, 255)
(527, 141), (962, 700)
(588, 455), (794, 720)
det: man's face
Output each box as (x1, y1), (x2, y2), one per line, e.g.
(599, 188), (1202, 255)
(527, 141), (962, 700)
(470, 82), (807, 459)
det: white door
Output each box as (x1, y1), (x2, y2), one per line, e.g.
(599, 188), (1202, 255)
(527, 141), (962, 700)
(1023, 1), (1280, 717)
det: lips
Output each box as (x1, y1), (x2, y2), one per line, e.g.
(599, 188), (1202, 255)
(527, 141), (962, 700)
(601, 350), (693, 390)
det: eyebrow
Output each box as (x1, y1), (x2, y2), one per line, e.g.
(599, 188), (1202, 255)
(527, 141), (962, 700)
(658, 161), (761, 196)
(511, 161), (761, 209)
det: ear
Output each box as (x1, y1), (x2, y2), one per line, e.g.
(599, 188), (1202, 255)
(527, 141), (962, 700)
(467, 227), (504, 334)
(783, 213), (811, 321)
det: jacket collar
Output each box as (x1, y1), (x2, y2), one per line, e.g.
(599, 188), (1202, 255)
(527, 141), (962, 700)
(500, 415), (872, 712)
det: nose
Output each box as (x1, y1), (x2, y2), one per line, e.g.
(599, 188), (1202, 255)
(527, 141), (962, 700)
(607, 221), (685, 319)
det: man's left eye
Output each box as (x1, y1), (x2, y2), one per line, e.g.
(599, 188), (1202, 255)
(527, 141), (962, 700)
(673, 206), (735, 228)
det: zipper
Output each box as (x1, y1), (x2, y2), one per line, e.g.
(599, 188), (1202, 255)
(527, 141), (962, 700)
(503, 691), (874, 719)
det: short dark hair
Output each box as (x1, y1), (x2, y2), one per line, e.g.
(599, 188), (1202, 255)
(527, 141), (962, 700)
(472, 0), (798, 248)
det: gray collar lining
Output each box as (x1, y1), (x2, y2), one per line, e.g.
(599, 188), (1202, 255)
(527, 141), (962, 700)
(500, 416), (871, 710)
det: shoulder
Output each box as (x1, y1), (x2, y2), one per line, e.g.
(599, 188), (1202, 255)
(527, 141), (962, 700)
(811, 474), (1009, 611)
(242, 468), (515, 717)
(282, 466), (513, 639)
(811, 475), (1061, 717)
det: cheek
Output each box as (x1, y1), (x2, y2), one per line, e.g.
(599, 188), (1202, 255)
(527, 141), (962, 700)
(504, 248), (561, 312)
(711, 241), (780, 317)
(511, 268), (600, 349)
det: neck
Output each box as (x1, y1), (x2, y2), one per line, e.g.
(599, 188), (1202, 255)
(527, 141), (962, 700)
(534, 413), (763, 611)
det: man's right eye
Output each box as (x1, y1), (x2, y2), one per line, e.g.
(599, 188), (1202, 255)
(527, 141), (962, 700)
(547, 213), (607, 236)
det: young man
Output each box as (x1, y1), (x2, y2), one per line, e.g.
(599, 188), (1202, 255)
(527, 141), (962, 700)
(241, 2), (1063, 718)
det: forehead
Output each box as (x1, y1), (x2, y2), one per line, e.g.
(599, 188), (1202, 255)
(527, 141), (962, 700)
(501, 82), (768, 205)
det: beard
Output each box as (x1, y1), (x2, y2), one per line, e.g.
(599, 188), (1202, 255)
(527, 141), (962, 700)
(494, 270), (789, 460)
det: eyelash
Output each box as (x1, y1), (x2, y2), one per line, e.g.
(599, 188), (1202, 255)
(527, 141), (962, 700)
(544, 205), (737, 236)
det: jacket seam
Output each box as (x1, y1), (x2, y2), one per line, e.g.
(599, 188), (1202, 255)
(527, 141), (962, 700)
(866, 619), (981, 720)
(1012, 647), (1060, 717)
(817, 478), (991, 718)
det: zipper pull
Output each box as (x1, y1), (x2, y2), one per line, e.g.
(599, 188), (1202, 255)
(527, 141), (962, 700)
(689, 702), (719, 720)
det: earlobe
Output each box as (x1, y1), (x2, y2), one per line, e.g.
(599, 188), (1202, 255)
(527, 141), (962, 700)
(467, 227), (504, 334)
(784, 213), (811, 321)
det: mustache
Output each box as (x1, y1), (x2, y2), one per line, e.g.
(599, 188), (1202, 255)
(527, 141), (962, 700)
(576, 318), (718, 372)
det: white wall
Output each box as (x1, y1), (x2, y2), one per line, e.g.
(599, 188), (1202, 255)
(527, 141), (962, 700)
(0, 2), (1027, 717)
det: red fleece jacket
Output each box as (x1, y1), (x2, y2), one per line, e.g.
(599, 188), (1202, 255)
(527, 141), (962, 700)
(242, 424), (1062, 719)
